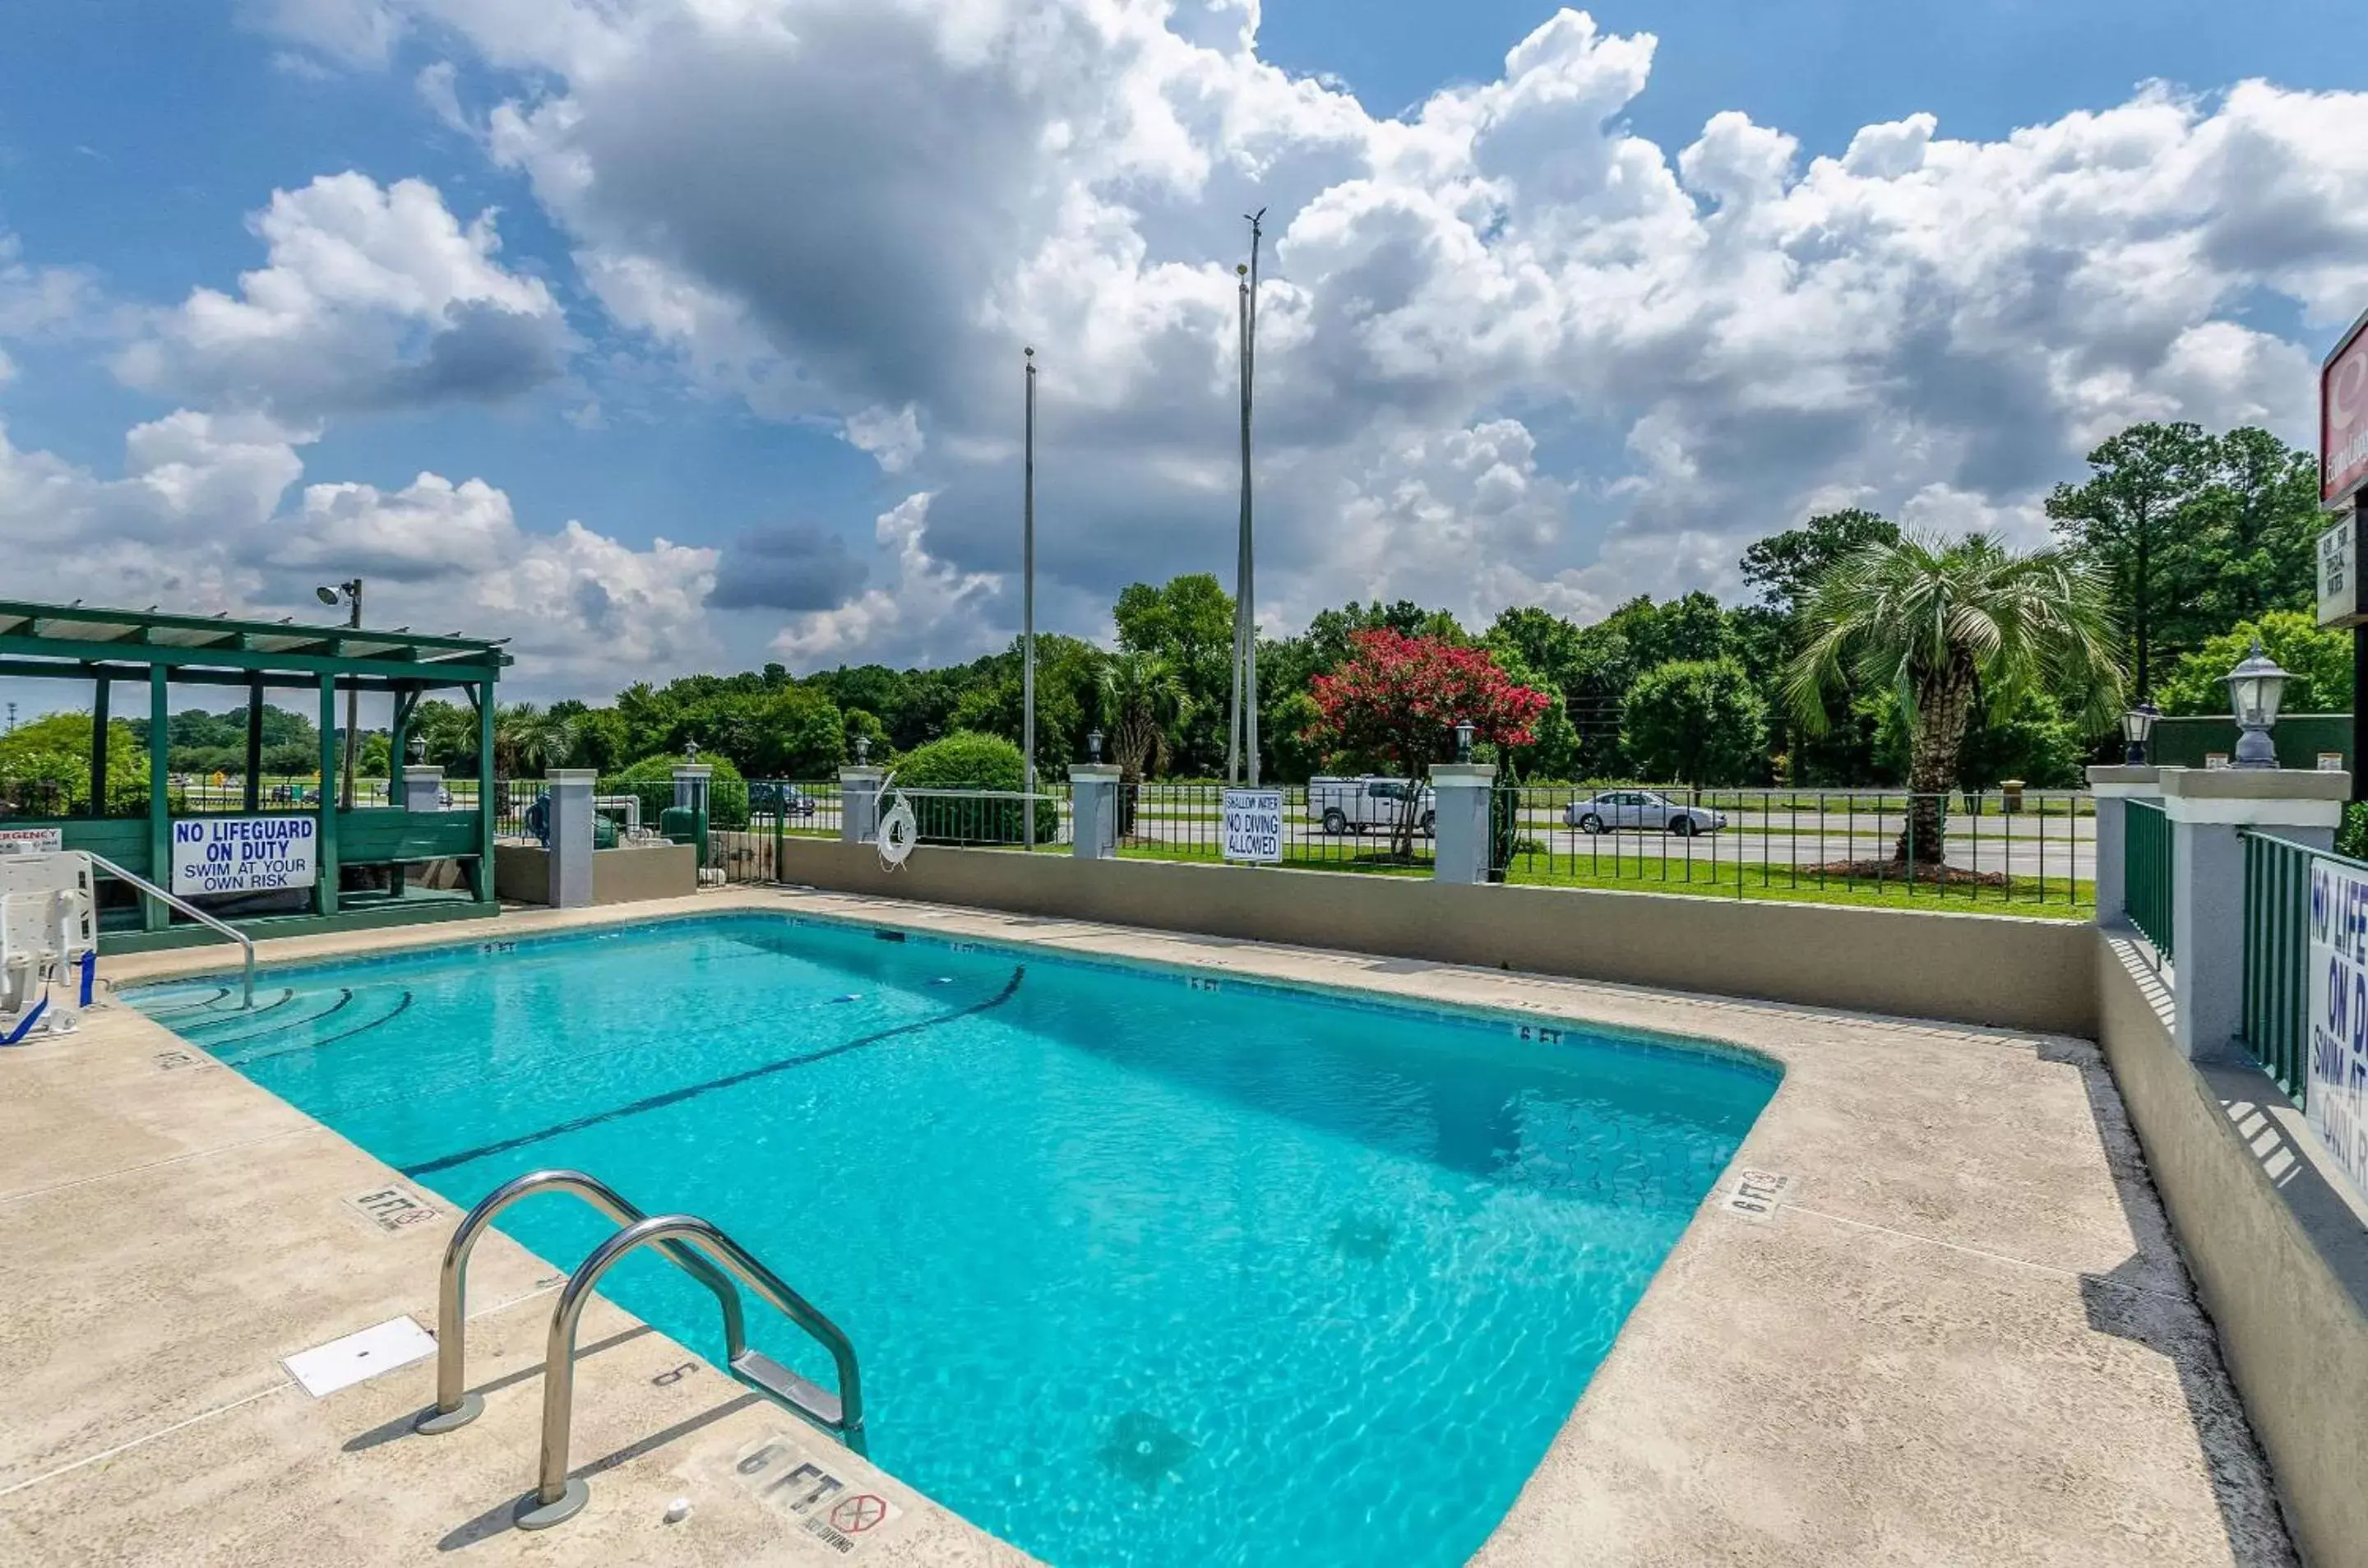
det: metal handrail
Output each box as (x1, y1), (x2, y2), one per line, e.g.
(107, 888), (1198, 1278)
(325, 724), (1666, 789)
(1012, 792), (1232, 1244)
(413, 1168), (746, 1436)
(518, 1212), (865, 1529)
(84, 850), (254, 1009)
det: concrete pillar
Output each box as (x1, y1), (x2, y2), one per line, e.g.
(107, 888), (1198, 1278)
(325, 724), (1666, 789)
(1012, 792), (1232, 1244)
(401, 765), (446, 814)
(672, 763), (713, 877)
(543, 769), (597, 909)
(1428, 763), (1496, 885)
(671, 763), (712, 819)
(840, 767), (884, 844)
(2084, 764), (2158, 927)
(2160, 766), (2347, 1057)
(1069, 765), (1122, 858)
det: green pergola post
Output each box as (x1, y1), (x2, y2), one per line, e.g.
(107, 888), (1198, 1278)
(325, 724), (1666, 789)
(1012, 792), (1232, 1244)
(244, 676), (264, 812)
(388, 687), (417, 787)
(317, 671), (340, 917)
(475, 682), (496, 901)
(146, 664), (169, 932)
(89, 674), (110, 816)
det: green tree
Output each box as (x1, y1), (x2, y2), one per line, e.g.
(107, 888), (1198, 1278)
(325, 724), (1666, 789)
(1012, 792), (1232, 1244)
(2155, 610), (2352, 717)
(2183, 427), (2323, 629)
(1741, 509), (1901, 615)
(604, 751), (750, 830)
(1114, 575), (1237, 772)
(410, 700), (479, 769)
(492, 703), (577, 777)
(889, 730), (1057, 844)
(2046, 421), (2209, 700)
(1091, 652), (1191, 785)
(1790, 534), (2121, 865)
(1620, 659), (1768, 785)
(0, 712), (148, 815)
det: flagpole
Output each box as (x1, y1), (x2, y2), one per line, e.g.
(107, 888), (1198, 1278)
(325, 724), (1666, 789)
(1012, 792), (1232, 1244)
(1228, 266), (1248, 784)
(1242, 210), (1262, 785)
(1023, 345), (1037, 849)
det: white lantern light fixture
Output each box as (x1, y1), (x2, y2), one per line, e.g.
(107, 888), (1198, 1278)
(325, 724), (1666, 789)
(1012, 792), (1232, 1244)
(2223, 641), (2290, 769)
(2121, 701), (2160, 765)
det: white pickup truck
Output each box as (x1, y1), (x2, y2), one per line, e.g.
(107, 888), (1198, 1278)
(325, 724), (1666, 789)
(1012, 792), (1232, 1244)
(1308, 775), (1436, 837)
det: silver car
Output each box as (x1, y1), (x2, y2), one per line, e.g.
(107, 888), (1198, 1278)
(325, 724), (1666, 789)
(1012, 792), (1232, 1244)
(1564, 789), (1726, 837)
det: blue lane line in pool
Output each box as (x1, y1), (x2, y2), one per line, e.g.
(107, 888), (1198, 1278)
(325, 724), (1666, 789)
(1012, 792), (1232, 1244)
(401, 965), (1025, 1178)
(224, 990), (416, 1067)
(196, 990), (352, 1051)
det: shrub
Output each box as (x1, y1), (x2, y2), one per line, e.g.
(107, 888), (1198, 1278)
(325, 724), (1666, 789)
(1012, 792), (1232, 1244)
(602, 752), (750, 830)
(890, 730), (1058, 844)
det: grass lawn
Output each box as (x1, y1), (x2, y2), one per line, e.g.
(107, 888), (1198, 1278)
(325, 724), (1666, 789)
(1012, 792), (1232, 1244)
(1108, 838), (2091, 918)
(1498, 854), (2093, 918)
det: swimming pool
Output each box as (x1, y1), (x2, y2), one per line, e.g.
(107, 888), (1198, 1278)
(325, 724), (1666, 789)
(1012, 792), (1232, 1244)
(131, 914), (1778, 1567)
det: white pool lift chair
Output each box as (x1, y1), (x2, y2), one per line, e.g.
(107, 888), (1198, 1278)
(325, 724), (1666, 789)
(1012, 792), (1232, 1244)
(0, 849), (98, 1044)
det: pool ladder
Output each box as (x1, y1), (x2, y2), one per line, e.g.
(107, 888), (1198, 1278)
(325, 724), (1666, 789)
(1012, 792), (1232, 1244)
(414, 1168), (865, 1530)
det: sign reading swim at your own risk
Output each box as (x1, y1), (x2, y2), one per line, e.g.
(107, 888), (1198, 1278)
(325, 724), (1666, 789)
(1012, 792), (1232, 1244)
(1222, 789), (1283, 863)
(171, 814), (318, 896)
(2304, 855), (2368, 1207)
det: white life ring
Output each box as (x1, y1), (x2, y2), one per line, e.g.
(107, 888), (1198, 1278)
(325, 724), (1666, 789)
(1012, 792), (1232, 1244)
(877, 796), (918, 870)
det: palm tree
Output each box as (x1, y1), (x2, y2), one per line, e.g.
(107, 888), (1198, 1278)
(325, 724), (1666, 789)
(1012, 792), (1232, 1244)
(1788, 533), (2121, 867)
(491, 702), (578, 778)
(1093, 653), (1191, 835)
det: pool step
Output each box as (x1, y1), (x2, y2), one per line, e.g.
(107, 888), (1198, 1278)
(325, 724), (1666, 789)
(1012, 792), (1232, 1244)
(732, 1348), (844, 1427)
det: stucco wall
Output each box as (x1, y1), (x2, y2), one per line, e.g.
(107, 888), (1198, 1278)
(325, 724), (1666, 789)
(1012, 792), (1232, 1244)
(2095, 933), (2368, 1568)
(774, 839), (2097, 1035)
(493, 843), (696, 906)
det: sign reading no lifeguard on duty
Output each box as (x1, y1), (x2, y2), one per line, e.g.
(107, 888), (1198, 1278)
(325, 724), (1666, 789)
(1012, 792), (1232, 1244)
(1221, 789), (1283, 863)
(2304, 857), (2368, 1207)
(171, 814), (318, 896)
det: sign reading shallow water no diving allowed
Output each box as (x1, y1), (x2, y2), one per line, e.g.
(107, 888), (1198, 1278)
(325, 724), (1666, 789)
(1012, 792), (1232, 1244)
(1222, 789), (1283, 863)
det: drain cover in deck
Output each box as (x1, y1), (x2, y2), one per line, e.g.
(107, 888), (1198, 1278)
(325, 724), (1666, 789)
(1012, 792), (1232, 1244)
(284, 1316), (437, 1398)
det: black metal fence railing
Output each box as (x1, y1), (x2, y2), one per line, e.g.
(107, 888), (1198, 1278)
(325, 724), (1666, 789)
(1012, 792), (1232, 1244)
(715, 782), (846, 884)
(1113, 782), (1436, 873)
(1488, 786), (2092, 909)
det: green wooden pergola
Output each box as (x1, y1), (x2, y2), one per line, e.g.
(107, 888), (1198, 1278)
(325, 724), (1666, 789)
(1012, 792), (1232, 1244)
(0, 599), (510, 951)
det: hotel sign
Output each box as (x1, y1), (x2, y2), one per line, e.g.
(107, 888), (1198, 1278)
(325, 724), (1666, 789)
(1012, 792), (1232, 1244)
(2324, 308), (2368, 508)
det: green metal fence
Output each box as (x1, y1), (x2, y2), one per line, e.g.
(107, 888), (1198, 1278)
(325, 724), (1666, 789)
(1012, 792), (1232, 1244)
(2125, 798), (2173, 960)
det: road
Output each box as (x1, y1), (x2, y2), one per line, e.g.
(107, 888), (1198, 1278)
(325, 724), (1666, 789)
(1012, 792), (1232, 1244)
(1113, 803), (2095, 881)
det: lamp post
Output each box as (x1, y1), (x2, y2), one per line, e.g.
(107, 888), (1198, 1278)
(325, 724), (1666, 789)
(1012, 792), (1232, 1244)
(1022, 345), (1038, 849)
(1455, 719), (1474, 764)
(2121, 701), (2160, 766)
(2224, 641), (2291, 769)
(315, 579), (363, 808)
(1087, 728), (1103, 764)
(1228, 210), (1265, 787)
(853, 734), (870, 765)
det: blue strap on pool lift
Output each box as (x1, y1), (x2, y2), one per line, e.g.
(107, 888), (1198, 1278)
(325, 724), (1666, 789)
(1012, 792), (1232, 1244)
(0, 993), (49, 1047)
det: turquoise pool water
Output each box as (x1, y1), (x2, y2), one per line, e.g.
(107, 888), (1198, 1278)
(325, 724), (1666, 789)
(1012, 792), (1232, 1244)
(131, 914), (1777, 1568)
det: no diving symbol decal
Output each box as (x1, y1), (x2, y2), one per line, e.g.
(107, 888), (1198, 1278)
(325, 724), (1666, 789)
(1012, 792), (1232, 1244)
(725, 1432), (903, 1555)
(830, 1494), (888, 1535)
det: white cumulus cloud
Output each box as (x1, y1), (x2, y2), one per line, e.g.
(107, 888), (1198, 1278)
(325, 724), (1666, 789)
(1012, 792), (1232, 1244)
(117, 172), (571, 419)
(172, 2), (2368, 673)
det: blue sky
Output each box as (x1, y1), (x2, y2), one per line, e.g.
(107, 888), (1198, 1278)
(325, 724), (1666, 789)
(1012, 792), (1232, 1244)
(2, 1), (2365, 705)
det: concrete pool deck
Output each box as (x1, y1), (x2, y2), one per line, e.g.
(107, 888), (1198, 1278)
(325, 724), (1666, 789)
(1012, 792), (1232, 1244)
(0, 888), (2300, 1566)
